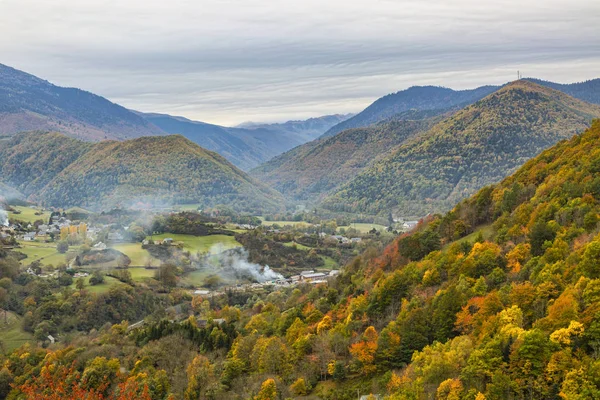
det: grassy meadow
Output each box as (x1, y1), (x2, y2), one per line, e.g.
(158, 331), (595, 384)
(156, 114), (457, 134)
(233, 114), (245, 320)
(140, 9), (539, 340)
(0, 312), (35, 352)
(8, 206), (50, 224)
(147, 233), (241, 254)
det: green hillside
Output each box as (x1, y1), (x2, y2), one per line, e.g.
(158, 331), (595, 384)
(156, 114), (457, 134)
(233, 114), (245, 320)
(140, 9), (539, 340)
(0, 132), (283, 213)
(323, 80), (600, 217)
(251, 114), (441, 201)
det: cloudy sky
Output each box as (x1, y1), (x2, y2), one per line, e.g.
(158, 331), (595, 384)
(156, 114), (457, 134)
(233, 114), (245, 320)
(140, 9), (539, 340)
(1, 0), (599, 125)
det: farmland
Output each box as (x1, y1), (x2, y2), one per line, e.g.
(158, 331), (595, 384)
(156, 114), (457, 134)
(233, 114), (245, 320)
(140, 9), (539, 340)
(146, 233), (241, 254)
(8, 206), (50, 224)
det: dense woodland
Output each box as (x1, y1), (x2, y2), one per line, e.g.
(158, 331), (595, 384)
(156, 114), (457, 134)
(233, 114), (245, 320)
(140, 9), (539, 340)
(251, 115), (440, 201)
(2, 115), (600, 398)
(0, 132), (284, 214)
(322, 81), (600, 217)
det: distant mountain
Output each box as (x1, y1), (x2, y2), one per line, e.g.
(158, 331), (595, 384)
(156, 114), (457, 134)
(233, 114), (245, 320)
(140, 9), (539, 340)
(526, 78), (600, 105)
(139, 113), (353, 171)
(321, 80), (600, 216)
(238, 114), (354, 142)
(323, 78), (600, 139)
(0, 132), (284, 213)
(322, 85), (500, 137)
(251, 110), (446, 201)
(0, 63), (350, 170)
(0, 63), (163, 140)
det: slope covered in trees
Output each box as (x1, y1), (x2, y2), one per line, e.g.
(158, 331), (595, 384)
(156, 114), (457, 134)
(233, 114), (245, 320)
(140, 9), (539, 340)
(0, 132), (283, 213)
(322, 85), (500, 137)
(324, 78), (600, 139)
(323, 80), (600, 217)
(4, 122), (600, 399)
(251, 113), (442, 201)
(0, 63), (163, 140)
(528, 78), (600, 105)
(141, 113), (352, 171)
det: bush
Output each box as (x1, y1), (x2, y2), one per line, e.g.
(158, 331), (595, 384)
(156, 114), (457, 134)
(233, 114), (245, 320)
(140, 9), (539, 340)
(89, 271), (104, 286)
(58, 274), (73, 286)
(57, 241), (69, 254)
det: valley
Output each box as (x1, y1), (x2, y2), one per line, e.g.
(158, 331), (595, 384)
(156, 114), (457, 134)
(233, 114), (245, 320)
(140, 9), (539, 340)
(2, 63), (600, 399)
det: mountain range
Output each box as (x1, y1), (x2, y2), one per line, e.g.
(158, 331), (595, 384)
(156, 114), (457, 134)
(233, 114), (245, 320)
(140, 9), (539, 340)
(141, 112), (351, 170)
(0, 63), (351, 170)
(0, 63), (163, 141)
(323, 78), (600, 138)
(251, 110), (446, 201)
(0, 131), (283, 212)
(321, 80), (600, 216)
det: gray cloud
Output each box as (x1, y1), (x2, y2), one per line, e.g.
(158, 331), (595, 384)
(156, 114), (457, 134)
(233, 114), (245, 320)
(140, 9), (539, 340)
(1, 0), (599, 125)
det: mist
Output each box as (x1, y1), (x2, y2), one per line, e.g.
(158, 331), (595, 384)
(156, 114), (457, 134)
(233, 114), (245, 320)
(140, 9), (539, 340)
(0, 193), (9, 227)
(202, 244), (283, 283)
(0, 209), (7, 227)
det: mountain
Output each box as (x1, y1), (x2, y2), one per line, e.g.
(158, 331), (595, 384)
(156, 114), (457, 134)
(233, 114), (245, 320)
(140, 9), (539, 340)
(322, 85), (500, 137)
(0, 63), (350, 170)
(238, 114), (354, 142)
(140, 113), (353, 171)
(0, 63), (163, 140)
(0, 131), (283, 212)
(358, 119), (600, 399)
(322, 80), (600, 217)
(251, 110), (445, 201)
(526, 77), (600, 105)
(323, 78), (600, 139)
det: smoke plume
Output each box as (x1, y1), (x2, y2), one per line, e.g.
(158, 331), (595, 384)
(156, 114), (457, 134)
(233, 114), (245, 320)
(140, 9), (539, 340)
(0, 195), (8, 227)
(0, 209), (7, 227)
(204, 244), (283, 283)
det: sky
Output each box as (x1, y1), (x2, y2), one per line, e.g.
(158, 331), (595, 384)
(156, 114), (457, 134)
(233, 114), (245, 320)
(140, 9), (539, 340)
(1, 0), (599, 126)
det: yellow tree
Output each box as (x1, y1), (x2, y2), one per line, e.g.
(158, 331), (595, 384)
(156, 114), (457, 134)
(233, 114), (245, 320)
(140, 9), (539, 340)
(349, 326), (378, 374)
(254, 378), (277, 400)
(184, 355), (215, 400)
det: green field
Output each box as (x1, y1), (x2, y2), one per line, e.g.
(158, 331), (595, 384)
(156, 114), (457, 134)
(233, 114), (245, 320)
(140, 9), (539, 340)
(8, 206), (51, 224)
(69, 275), (123, 293)
(112, 243), (161, 267)
(128, 267), (158, 280)
(182, 269), (213, 287)
(147, 233), (241, 254)
(16, 241), (79, 267)
(0, 312), (35, 352)
(321, 255), (339, 269)
(338, 223), (388, 233)
(260, 219), (312, 228)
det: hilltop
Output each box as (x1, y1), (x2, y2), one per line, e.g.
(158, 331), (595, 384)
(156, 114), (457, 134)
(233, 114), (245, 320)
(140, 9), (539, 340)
(0, 132), (283, 213)
(322, 85), (500, 137)
(322, 80), (600, 216)
(0, 63), (351, 170)
(527, 77), (600, 105)
(140, 113), (352, 171)
(251, 111), (443, 201)
(0, 63), (163, 140)
(323, 78), (600, 139)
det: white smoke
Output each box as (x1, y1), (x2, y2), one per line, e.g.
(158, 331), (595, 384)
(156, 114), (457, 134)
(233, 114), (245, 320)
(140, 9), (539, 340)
(0, 195), (8, 227)
(0, 209), (7, 227)
(207, 243), (283, 282)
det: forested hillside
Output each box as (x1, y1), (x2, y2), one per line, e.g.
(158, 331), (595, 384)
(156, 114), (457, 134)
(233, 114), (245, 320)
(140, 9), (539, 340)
(141, 113), (352, 171)
(322, 85), (499, 137)
(0, 132), (283, 213)
(252, 113), (442, 201)
(0, 63), (163, 140)
(323, 80), (600, 217)
(528, 78), (600, 105)
(3, 120), (600, 400)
